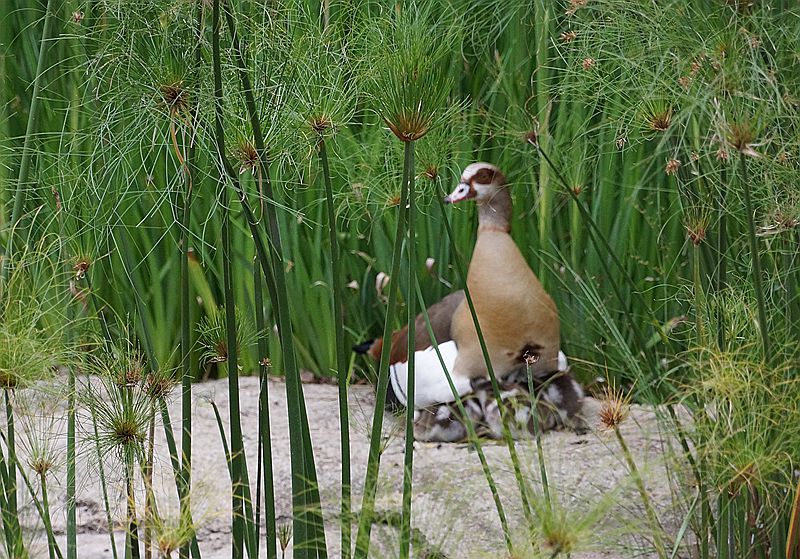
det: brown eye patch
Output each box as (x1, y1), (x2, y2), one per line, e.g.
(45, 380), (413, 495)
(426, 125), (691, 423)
(471, 167), (496, 185)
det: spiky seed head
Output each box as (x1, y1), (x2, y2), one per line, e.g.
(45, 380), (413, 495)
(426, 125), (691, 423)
(422, 164), (439, 181)
(560, 30), (578, 43)
(309, 115), (332, 135)
(565, 0), (587, 16)
(117, 357), (144, 387)
(728, 121), (758, 155)
(144, 372), (176, 400)
(598, 383), (630, 430)
(277, 521), (293, 551)
(111, 416), (146, 448)
(71, 10), (84, 23)
(30, 456), (56, 476)
(665, 158), (681, 176)
(616, 136), (627, 149)
(234, 141), (258, 175)
(678, 76), (691, 90)
(716, 147), (730, 163)
(685, 215), (709, 245)
(159, 81), (190, 116)
(646, 107), (672, 132)
(74, 258), (90, 280)
(524, 129), (539, 146)
(582, 57), (595, 71)
(543, 524), (577, 556)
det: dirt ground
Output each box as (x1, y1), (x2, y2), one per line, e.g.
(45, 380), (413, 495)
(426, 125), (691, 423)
(23, 376), (685, 558)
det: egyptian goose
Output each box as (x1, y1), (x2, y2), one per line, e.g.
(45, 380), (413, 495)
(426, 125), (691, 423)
(356, 163), (571, 412)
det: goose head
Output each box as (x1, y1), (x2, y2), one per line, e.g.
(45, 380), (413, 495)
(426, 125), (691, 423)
(444, 163), (507, 204)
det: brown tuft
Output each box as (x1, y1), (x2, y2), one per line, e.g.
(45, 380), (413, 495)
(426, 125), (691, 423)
(647, 107), (672, 132)
(665, 158), (681, 176)
(309, 115), (332, 135)
(728, 122), (756, 154)
(685, 221), (708, 245)
(517, 343), (543, 366)
(74, 258), (90, 280)
(524, 129), (539, 146)
(71, 10), (84, 23)
(422, 165), (439, 181)
(560, 30), (578, 43)
(582, 57), (595, 71)
(234, 141), (259, 174)
(598, 383), (630, 430)
(159, 81), (190, 116)
(565, 0), (587, 16)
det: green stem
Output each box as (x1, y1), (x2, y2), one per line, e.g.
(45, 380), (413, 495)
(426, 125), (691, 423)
(413, 281), (514, 555)
(399, 140), (416, 559)
(40, 473), (57, 559)
(216, 2), (326, 553)
(318, 138), (350, 559)
(353, 145), (410, 559)
(126, 455), (141, 559)
(3, 0), (55, 282)
(91, 404), (119, 559)
(254, 267), (277, 559)
(739, 152), (769, 359)
(144, 407), (156, 559)
(614, 426), (666, 559)
(178, 3), (202, 556)
(4, 389), (25, 559)
(716, 166), (728, 350)
(526, 363), (551, 512)
(435, 190), (536, 529)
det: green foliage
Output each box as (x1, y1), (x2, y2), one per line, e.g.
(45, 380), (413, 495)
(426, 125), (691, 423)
(1, 0), (799, 557)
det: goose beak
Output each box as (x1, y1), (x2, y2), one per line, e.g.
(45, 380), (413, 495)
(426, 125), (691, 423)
(444, 182), (472, 204)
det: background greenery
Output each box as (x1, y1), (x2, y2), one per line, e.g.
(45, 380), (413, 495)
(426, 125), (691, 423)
(1, 0), (799, 558)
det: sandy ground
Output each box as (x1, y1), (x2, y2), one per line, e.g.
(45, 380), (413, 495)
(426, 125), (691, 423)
(15, 376), (686, 558)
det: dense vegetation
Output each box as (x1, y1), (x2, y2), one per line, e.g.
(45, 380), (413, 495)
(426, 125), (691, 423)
(1, 0), (798, 558)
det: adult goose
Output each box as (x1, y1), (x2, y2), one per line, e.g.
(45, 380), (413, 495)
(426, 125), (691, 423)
(356, 163), (579, 422)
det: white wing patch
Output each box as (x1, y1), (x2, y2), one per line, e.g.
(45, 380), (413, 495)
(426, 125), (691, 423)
(388, 341), (472, 408)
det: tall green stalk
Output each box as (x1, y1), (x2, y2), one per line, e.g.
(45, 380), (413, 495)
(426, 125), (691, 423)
(434, 191), (536, 529)
(90, 405), (119, 559)
(217, 2), (327, 553)
(533, 0), (552, 288)
(413, 281), (514, 555)
(3, 0), (55, 282)
(613, 426), (666, 559)
(526, 362), (551, 512)
(716, 167), (728, 350)
(125, 450), (141, 559)
(399, 140), (416, 559)
(739, 152), (769, 359)
(353, 150), (410, 559)
(214, 63), (247, 559)
(254, 266), (277, 559)
(318, 138), (350, 559)
(178, 4), (203, 558)
(3, 391), (26, 559)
